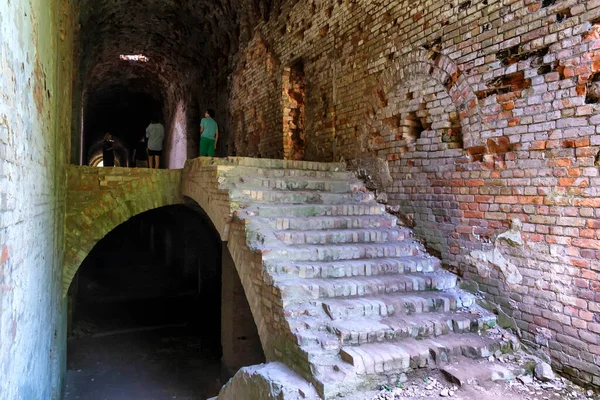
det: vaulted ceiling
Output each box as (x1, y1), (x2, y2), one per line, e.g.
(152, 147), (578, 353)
(79, 0), (279, 96)
(77, 0), (280, 165)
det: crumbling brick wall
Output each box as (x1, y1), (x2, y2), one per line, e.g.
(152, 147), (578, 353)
(228, 0), (600, 388)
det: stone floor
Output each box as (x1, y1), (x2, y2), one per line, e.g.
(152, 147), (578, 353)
(364, 358), (599, 400)
(64, 296), (224, 400)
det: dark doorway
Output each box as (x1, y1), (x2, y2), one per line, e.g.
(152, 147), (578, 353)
(64, 204), (223, 400)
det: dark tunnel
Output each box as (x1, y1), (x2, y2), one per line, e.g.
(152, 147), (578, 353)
(84, 87), (163, 167)
(66, 205), (226, 398)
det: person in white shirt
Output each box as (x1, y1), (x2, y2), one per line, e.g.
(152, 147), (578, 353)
(145, 119), (165, 169)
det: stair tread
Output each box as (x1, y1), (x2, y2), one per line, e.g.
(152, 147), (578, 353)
(274, 254), (435, 268)
(329, 309), (495, 334)
(318, 289), (474, 319)
(208, 157), (347, 171)
(255, 215), (399, 231)
(268, 239), (422, 251)
(343, 332), (501, 353)
(251, 203), (383, 209)
(234, 186), (365, 195)
(270, 255), (440, 279)
(264, 240), (424, 263)
(273, 227), (412, 245)
(276, 272), (458, 301)
(276, 271), (455, 285)
(274, 227), (410, 234)
(239, 203), (387, 218)
(220, 166), (354, 179)
(231, 176), (359, 184)
(257, 215), (396, 221)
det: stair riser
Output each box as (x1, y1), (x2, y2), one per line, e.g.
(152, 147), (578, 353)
(231, 190), (374, 204)
(332, 316), (498, 345)
(341, 341), (512, 376)
(256, 216), (399, 231)
(264, 243), (422, 263)
(213, 158), (347, 171)
(274, 230), (410, 245)
(322, 295), (470, 321)
(278, 275), (458, 302)
(226, 176), (361, 193)
(269, 259), (439, 279)
(251, 205), (387, 218)
(221, 166), (353, 179)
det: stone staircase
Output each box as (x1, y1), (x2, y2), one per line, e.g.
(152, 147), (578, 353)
(214, 158), (517, 399)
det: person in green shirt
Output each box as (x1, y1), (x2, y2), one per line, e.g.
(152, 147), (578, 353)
(200, 109), (219, 157)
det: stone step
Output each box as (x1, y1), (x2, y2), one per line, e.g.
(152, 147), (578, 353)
(320, 290), (474, 320)
(255, 215), (399, 231)
(225, 175), (362, 193)
(273, 227), (412, 245)
(328, 310), (497, 345)
(275, 272), (458, 303)
(269, 255), (440, 279)
(208, 157), (347, 172)
(219, 165), (354, 180)
(293, 328), (343, 352)
(340, 333), (511, 376)
(238, 203), (387, 218)
(230, 187), (375, 204)
(263, 241), (423, 264)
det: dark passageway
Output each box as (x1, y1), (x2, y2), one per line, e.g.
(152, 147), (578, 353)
(85, 88), (163, 167)
(64, 205), (224, 400)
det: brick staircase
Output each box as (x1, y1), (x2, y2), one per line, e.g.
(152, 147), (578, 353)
(214, 158), (517, 399)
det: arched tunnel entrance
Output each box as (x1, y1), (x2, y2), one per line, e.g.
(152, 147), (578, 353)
(64, 204), (264, 399)
(84, 87), (164, 168)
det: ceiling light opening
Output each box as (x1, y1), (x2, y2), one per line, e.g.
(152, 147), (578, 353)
(119, 54), (149, 62)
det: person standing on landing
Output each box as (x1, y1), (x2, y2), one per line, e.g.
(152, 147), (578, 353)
(146, 118), (164, 169)
(199, 109), (218, 157)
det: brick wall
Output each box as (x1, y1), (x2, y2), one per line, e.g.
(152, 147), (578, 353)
(0, 0), (76, 398)
(228, 0), (600, 387)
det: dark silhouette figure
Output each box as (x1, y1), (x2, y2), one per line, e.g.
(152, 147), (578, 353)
(102, 133), (115, 167)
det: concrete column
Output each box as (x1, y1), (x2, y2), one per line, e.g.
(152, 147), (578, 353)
(221, 244), (265, 375)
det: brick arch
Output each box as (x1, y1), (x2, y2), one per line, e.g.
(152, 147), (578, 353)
(364, 48), (483, 151)
(62, 167), (184, 296)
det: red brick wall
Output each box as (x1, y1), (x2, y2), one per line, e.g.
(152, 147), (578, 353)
(228, 0), (600, 387)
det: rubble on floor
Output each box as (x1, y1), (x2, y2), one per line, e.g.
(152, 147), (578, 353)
(370, 351), (599, 400)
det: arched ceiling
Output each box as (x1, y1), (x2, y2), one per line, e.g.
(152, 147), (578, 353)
(76, 0), (281, 166)
(79, 0), (279, 96)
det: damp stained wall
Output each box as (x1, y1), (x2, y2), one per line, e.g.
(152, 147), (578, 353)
(0, 0), (76, 398)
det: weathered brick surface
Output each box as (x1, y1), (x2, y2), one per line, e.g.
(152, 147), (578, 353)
(63, 166), (183, 295)
(0, 0), (76, 398)
(227, 0), (600, 388)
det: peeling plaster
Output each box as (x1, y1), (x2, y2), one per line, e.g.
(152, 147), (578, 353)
(468, 219), (524, 286)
